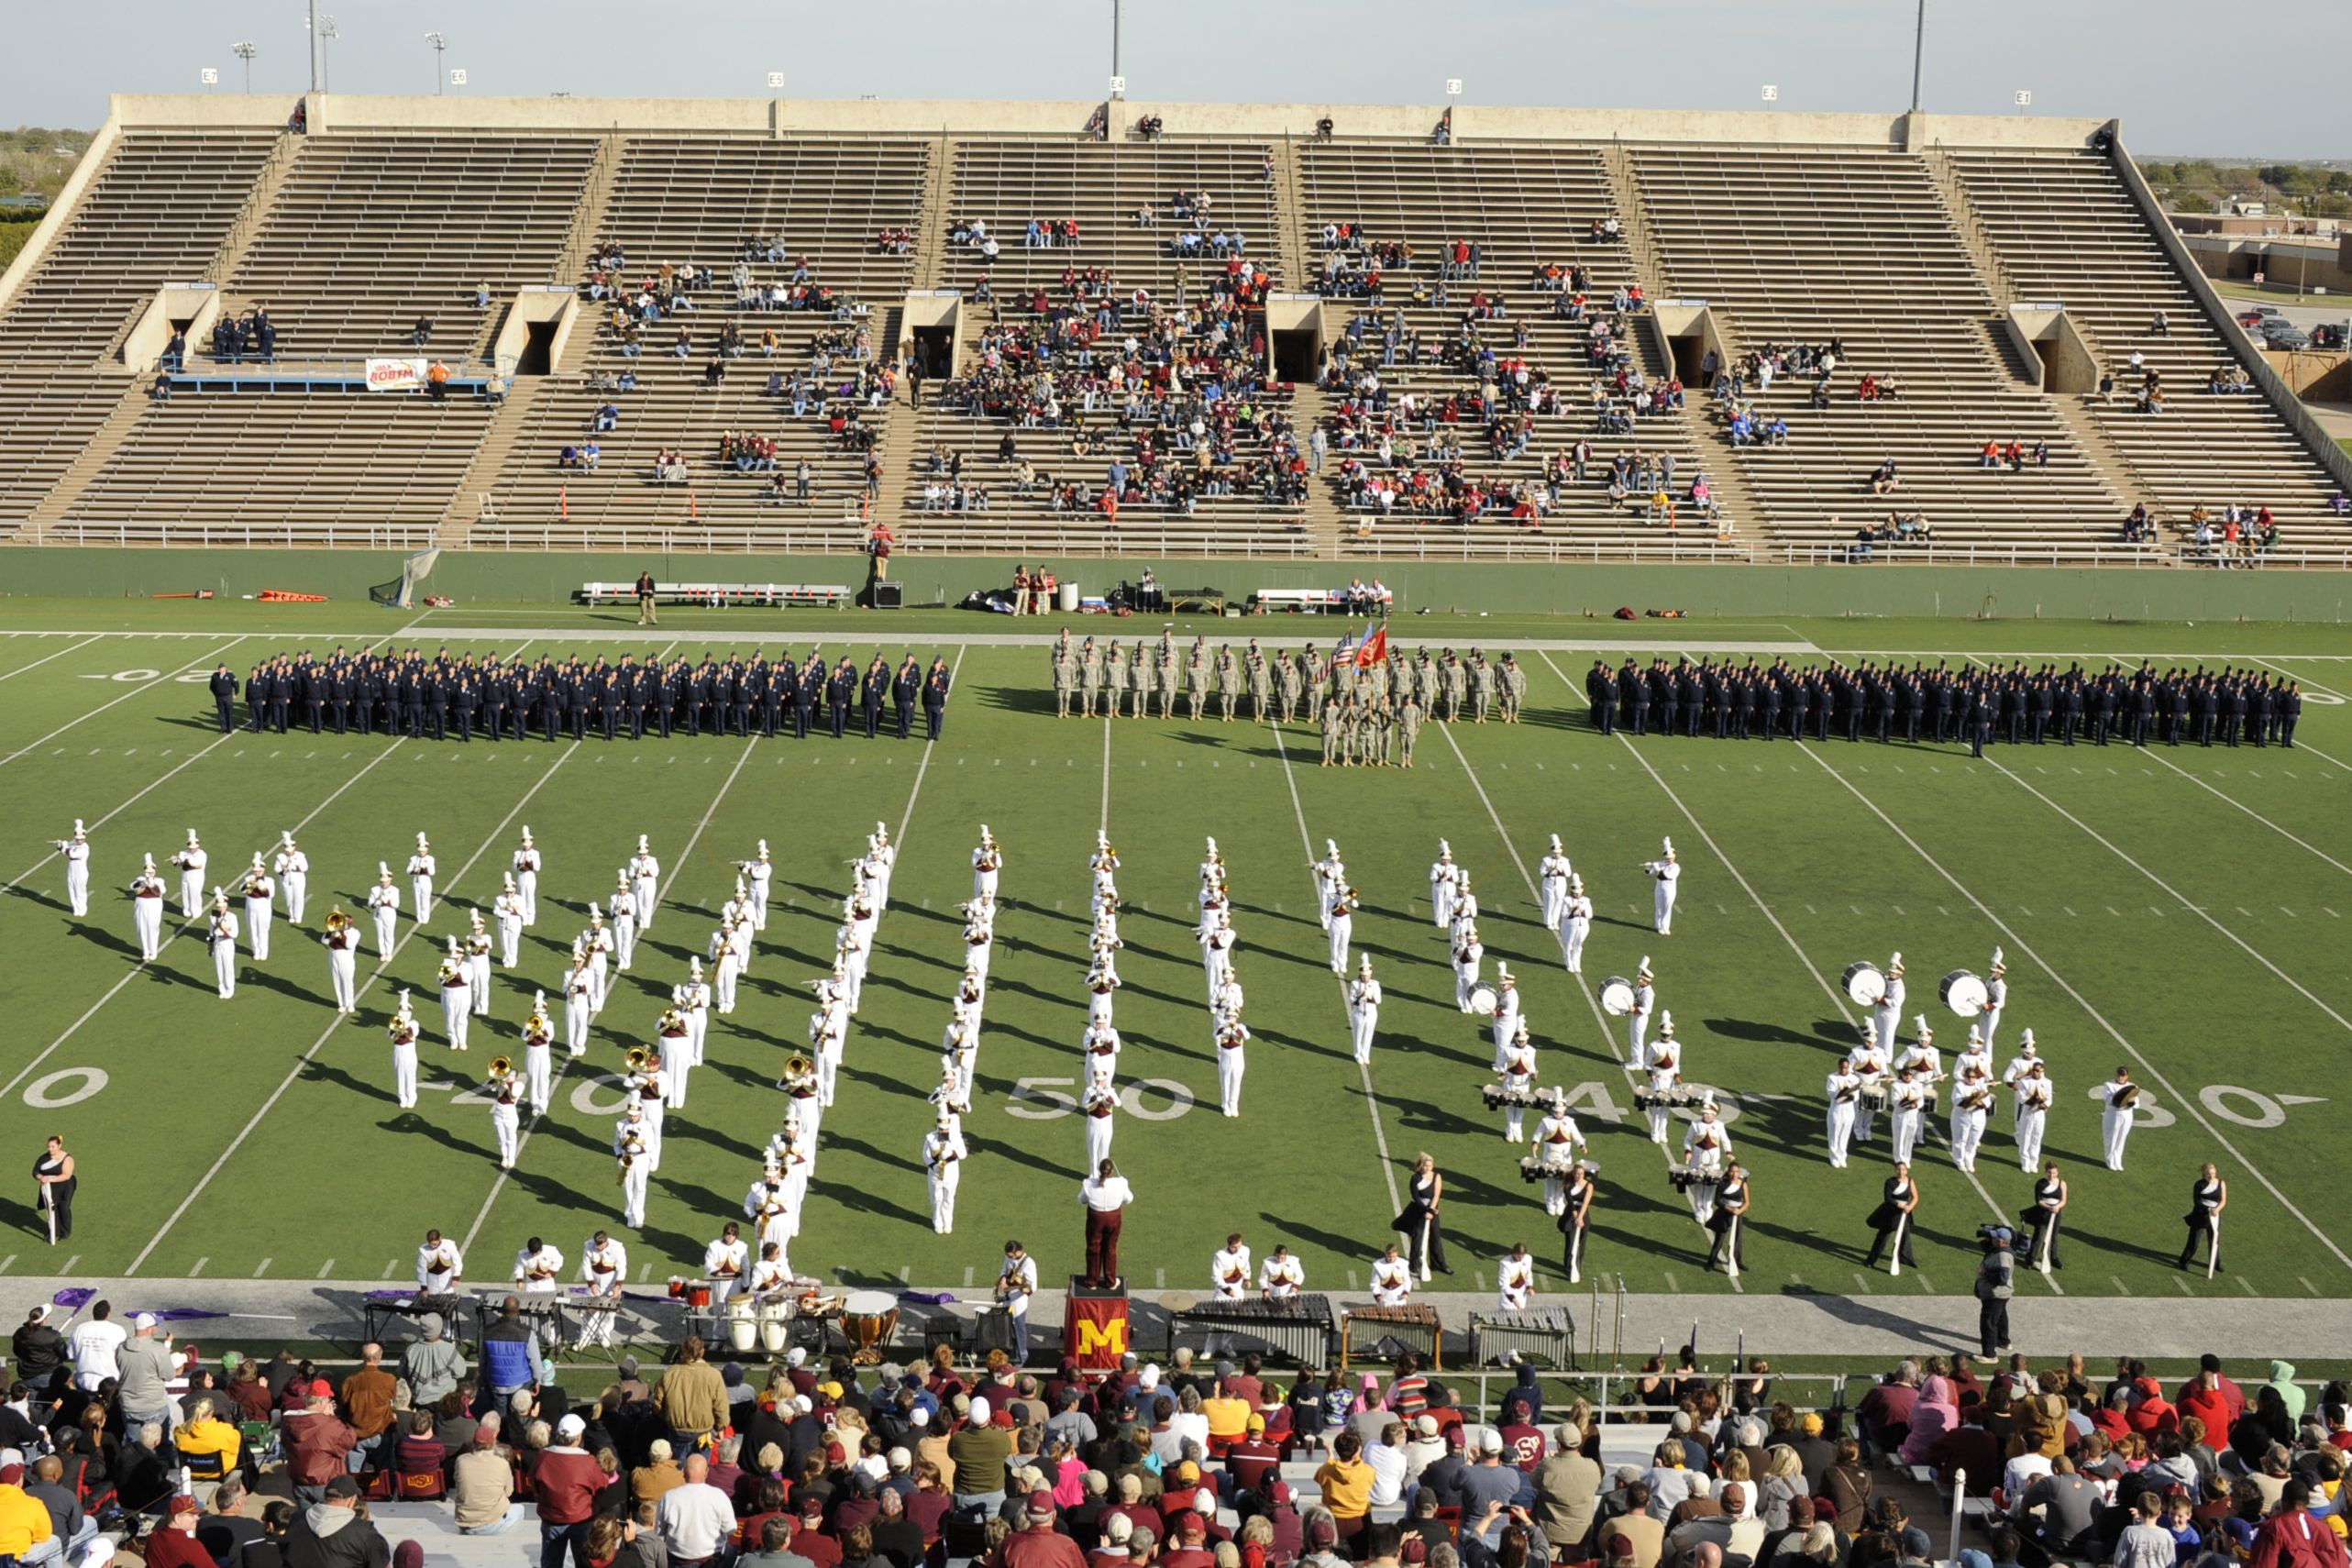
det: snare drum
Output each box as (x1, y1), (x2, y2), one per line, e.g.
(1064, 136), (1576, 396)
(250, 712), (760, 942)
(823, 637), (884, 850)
(1940, 968), (1989, 1018)
(1599, 977), (1636, 1016)
(758, 1298), (791, 1353)
(841, 1289), (900, 1363)
(1859, 1082), (1889, 1112)
(727, 1297), (757, 1353)
(1842, 960), (1886, 1007)
(1467, 982), (1499, 1016)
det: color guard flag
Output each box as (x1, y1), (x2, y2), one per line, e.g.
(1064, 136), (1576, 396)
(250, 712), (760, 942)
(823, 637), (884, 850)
(1355, 623), (1388, 668)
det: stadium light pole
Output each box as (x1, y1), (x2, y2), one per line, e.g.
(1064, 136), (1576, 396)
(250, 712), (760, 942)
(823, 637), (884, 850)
(1908, 0), (1927, 115)
(232, 40), (257, 94)
(426, 33), (447, 94)
(316, 16), (339, 94)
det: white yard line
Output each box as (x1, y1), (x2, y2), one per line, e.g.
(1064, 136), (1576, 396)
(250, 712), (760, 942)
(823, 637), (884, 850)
(1265, 718), (1401, 1216)
(894, 646), (966, 847)
(0, 639), (251, 769)
(0, 635), (104, 682)
(2137, 745), (2352, 878)
(1099, 713), (1113, 835)
(1792, 740), (2352, 1277)
(1, 736), (413, 1101)
(127, 739), (582, 1275)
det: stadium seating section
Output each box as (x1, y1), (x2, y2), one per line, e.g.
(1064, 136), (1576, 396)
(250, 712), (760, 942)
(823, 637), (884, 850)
(1, 113), (2342, 562)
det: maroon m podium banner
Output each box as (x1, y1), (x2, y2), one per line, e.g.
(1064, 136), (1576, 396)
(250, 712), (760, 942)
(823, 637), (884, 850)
(1063, 1277), (1131, 1372)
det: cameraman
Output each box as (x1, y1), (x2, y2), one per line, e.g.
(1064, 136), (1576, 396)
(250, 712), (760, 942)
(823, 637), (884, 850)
(1975, 1227), (2016, 1358)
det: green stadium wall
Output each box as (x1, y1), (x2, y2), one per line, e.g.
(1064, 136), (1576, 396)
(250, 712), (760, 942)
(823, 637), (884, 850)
(5, 549), (2350, 624)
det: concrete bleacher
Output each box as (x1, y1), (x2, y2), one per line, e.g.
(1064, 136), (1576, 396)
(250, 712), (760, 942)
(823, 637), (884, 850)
(1950, 150), (2352, 556)
(1298, 142), (1728, 558)
(1632, 147), (2123, 558)
(478, 135), (931, 549)
(0, 370), (127, 523)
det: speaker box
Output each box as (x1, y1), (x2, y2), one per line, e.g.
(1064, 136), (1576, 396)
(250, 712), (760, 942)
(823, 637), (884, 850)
(871, 580), (903, 609)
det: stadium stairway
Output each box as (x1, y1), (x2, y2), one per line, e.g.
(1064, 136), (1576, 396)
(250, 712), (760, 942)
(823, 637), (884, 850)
(11, 380), (152, 540)
(173, 128), (303, 359)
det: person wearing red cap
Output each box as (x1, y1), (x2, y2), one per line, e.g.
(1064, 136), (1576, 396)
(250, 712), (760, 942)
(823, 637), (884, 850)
(144, 1496), (212, 1568)
(1005, 1492), (1084, 1568)
(284, 1383), (358, 1503)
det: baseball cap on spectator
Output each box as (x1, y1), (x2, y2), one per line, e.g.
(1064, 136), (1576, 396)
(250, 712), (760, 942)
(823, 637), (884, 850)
(1106, 1516), (1134, 1545)
(557, 1414), (586, 1441)
(0, 1465), (22, 1486)
(324, 1475), (362, 1500)
(1477, 1427), (1505, 1453)
(1308, 1519), (1339, 1549)
(800, 1494), (826, 1517)
(134, 1313), (158, 1331)
(787, 1347), (807, 1367)
(1027, 1492), (1057, 1523)
(911, 1408), (930, 1428)
(170, 1496), (201, 1518)
(1414, 1414), (1440, 1438)
(970, 1397), (990, 1423)
(1267, 1482), (1294, 1506)
(1445, 1425), (1468, 1450)
(311, 1379), (335, 1398)
(1177, 1513), (1205, 1540)
(888, 1448), (911, 1472)
(1246, 1414), (1265, 1434)
(1800, 1413), (1823, 1437)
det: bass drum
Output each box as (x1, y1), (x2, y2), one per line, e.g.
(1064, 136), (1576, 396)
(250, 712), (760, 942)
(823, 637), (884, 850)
(1466, 982), (1499, 1017)
(1842, 961), (1886, 1008)
(1599, 977), (1636, 1016)
(1940, 969), (1989, 1018)
(726, 1297), (757, 1354)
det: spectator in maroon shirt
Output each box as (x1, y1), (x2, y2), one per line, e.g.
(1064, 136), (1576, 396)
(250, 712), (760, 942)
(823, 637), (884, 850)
(1858, 1364), (1920, 1457)
(1158, 1515), (1216, 1568)
(793, 1495), (841, 1568)
(1225, 1419), (1283, 1498)
(535, 1414), (610, 1568)
(1005, 1493), (1086, 1568)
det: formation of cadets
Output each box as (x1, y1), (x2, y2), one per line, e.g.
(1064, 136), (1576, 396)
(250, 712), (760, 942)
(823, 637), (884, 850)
(206, 646), (955, 742)
(1585, 656), (2304, 751)
(1046, 629), (1529, 766)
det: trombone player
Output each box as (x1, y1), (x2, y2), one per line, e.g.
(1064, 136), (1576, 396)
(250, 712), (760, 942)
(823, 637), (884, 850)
(616, 1109), (650, 1230)
(485, 1056), (523, 1169)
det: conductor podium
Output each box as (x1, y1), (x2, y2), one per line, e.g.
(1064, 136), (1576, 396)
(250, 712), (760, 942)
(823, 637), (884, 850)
(1064, 1275), (1131, 1373)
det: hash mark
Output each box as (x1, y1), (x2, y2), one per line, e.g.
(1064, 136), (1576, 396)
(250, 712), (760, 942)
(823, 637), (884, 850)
(319, 1259), (335, 1277)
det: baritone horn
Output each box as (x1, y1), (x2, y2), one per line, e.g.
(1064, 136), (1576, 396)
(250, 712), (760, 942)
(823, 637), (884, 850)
(783, 1053), (816, 1088)
(625, 1046), (654, 1071)
(487, 1055), (514, 1078)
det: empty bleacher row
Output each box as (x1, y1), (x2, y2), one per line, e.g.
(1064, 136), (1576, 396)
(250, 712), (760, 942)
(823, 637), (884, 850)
(1950, 152), (2352, 555)
(0, 131), (280, 366)
(0, 371), (126, 524)
(479, 137), (932, 546)
(1632, 148), (2122, 558)
(1297, 142), (1723, 558)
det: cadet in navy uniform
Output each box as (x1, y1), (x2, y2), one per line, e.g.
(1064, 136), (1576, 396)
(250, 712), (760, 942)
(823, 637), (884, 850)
(1622, 660), (1648, 735)
(828, 657), (856, 738)
(794, 657), (821, 737)
(209, 664), (239, 733)
(1588, 660), (1617, 734)
(1969, 682), (1993, 758)
(2278, 680), (2301, 748)
(862, 656), (889, 738)
(894, 656), (921, 739)
(924, 657), (952, 740)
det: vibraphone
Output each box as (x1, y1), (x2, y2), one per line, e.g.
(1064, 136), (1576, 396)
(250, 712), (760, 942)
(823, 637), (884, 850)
(1342, 1303), (1442, 1369)
(363, 1293), (464, 1349)
(1175, 1295), (1336, 1365)
(1468, 1308), (1575, 1370)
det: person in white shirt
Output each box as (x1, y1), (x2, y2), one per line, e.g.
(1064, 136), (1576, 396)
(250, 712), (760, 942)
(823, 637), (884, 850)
(1365, 1422), (1410, 1507)
(973, 827), (1003, 901)
(70, 1303), (128, 1391)
(1642, 839), (1680, 934)
(207, 890), (239, 998)
(1080, 1159), (1133, 1288)
(1259, 1244), (1303, 1298)
(1370, 1242), (1412, 1306)
(387, 990), (421, 1108)
(492, 876), (526, 968)
(415, 1230), (462, 1297)
(657, 1454), (738, 1564)
(407, 834), (437, 922)
(924, 1114), (967, 1234)
(272, 832), (309, 925)
(2102, 1067), (2139, 1170)
(1489, 966), (1521, 1072)
(129, 854), (167, 960)
(1430, 841), (1460, 930)
(1873, 955), (1907, 1057)
(1536, 835), (1573, 932)
(738, 841), (773, 931)
(703, 1223), (749, 1307)
(1628, 961), (1656, 1066)
(628, 836), (660, 933)
(1496, 1243), (1535, 1311)
(54, 821), (92, 918)
(1210, 1234), (1252, 1300)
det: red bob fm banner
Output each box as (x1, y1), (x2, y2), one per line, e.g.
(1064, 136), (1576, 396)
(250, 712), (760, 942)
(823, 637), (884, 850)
(1063, 1289), (1131, 1373)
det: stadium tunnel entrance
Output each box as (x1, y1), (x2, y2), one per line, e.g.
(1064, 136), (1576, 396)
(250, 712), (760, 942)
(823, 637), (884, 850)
(902, 292), (963, 379)
(1264, 296), (1325, 382)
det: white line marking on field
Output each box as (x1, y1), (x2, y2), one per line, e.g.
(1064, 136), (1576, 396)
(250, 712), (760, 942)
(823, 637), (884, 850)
(318, 1259), (335, 1277)
(190, 1258), (206, 1276)
(127, 736), (581, 1275)
(0, 1256), (15, 1275)
(0, 640), (249, 770)
(1100, 713), (1112, 834)
(2140, 745), (2352, 878)
(1268, 716), (1399, 1216)
(0, 635), (103, 682)
(254, 1259), (271, 1276)
(1796, 742), (2352, 1277)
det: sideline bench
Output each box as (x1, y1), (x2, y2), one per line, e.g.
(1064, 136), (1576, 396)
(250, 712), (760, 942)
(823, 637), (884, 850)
(1250, 586), (1395, 613)
(577, 581), (853, 608)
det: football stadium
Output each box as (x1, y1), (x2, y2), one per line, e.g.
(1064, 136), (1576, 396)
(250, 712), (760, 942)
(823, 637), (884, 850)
(4, 16), (2352, 1562)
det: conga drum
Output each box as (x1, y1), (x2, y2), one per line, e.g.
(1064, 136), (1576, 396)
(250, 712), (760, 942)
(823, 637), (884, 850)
(727, 1297), (757, 1353)
(758, 1298), (792, 1353)
(841, 1290), (899, 1364)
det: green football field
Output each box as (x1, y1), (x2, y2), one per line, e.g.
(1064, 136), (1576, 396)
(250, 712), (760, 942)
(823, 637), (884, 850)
(5, 599), (2352, 1319)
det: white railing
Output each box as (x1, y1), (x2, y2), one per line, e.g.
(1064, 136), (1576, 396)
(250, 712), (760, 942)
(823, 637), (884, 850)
(1772, 541), (2352, 570)
(21, 522), (437, 549)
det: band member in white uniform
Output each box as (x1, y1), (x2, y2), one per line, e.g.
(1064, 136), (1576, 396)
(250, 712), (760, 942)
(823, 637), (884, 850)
(1489, 966), (1523, 1071)
(1216, 1016), (1250, 1117)
(1848, 1024), (1890, 1144)
(582, 906), (613, 1012)
(241, 856), (275, 961)
(2012, 1058), (2053, 1172)
(1450, 871), (1480, 944)
(1642, 838), (1680, 934)
(1682, 1097), (1731, 1225)
(630, 1062), (666, 1169)
(55, 821), (91, 917)
(323, 909), (360, 1012)
(388, 990), (421, 1109)
(655, 1007), (691, 1110)
(1371, 1242), (1412, 1306)
(1202, 910), (1237, 999)
(713, 916), (746, 1016)
(1496, 1242), (1535, 1310)
(562, 943), (594, 1056)
(1888, 1065), (1927, 1166)
(130, 854), (166, 960)
(735, 841), (772, 931)
(1872, 955), (1906, 1060)
(703, 1222), (749, 1307)
(2181, 1163), (2225, 1274)
(513, 1237), (564, 1294)
(1539, 835), (1572, 931)
(746, 1242), (791, 1299)
(208, 889), (239, 998)
(1452, 922), (1485, 1013)
(1559, 874), (1594, 974)
(1949, 1060), (1995, 1173)
(1497, 1028), (1538, 1143)
(628, 836), (660, 933)
(973, 827), (1002, 901)
(522, 994), (555, 1118)
(512, 827), (541, 926)
(1327, 884), (1358, 976)
(488, 1065), (523, 1168)
(1534, 1106), (1583, 1215)
(272, 832), (308, 925)
(1312, 841), (1344, 932)
(1211, 1234), (1252, 1300)
(415, 1230), (462, 1296)
(1430, 841), (1460, 931)
(1825, 1062), (1862, 1169)
(367, 864), (401, 959)
(1259, 1244), (1304, 1298)
(1629, 960), (1656, 1066)
(465, 914), (492, 1015)
(942, 1008), (977, 1108)
(493, 876), (526, 968)
(1981, 950), (2007, 1052)
(1347, 955), (1383, 1065)
(1082, 1077), (1117, 1172)
(1645, 1032), (1682, 1145)
(1894, 1016), (1943, 1088)
(437, 939), (472, 1051)
(2101, 1067), (2139, 1171)
(577, 1231), (626, 1346)
(171, 830), (208, 919)
(611, 878), (640, 972)
(866, 823), (896, 910)
(745, 1164), (791, 1255)
(407, 834), (437, 923)
(1560, 1163), (1595, 1284)
(616, 1110), (651, 1228)
(923, 1112), (966, 1233)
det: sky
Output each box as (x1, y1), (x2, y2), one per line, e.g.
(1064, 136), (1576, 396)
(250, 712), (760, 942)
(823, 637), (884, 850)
(17, 0), (2349, 159)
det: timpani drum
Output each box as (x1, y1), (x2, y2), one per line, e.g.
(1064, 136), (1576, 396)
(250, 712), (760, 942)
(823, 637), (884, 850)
(1599, 977), (1636, 1016)
(758, 1298), (792, 1353)
(841, 1289), (900, 1363)
(1940, 968), (1989, 1018)
(1467, 982), (1499, 1016)
(727, 1298), (758, 1354)
(1842, 960), (1887, 1007)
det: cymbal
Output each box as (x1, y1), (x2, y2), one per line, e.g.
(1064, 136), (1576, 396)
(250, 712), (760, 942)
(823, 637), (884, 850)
(1156, 1292), (1198, 1313)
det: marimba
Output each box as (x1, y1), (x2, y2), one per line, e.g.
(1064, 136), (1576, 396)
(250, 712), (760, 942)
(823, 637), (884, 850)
(1175, 1295), (1335, 1365)
(1342, 1303), (1441, 1369)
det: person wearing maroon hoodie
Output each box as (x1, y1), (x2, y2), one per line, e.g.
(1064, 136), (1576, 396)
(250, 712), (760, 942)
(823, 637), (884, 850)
(1157, 1514), (1217, 1568)
(2251, 1483), (2350, 1568)
(2127, 1378), (2180, 1437)
(536, 1413), (610, 1568)
(2179, 1357), (2245, 1440)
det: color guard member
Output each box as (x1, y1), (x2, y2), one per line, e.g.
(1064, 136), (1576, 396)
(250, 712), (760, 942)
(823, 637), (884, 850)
(2181, 1162), (2225, 1274)
(1863, 1163), (1920, 1274)
(1559, 1163), (1594, 1284)
(2022, 1162), (2065, 1272)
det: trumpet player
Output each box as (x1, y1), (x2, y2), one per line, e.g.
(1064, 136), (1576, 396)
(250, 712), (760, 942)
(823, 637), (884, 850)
(1889, 1063), (1927, 1166)
(1825, 1059), (1862, 1169)
(1312, 840), (1345, 931)
(1452, 921), (1484, 1013)
(1640, 837), (1679, 935)
(366, 863), (400, 959)
(407, 833), (437, 922)
(812, 974), (848, 1108)
(963, 896), (996, 984)
(465, 912), (492, 1016)
(1538, 834), (1571, 932)
(207, 889), (239, 998)
(866, 822), (896, 910)
(611, 875), (639, 971)
(129, 853), (166, 960)
(1082, 1075), (1118, 1172)
(1430, 840), (1459, 930)
(974, 826), (1003, 902)
(1496, 1022), (1538, 1143)
(578, 1230), (626, 1346)
(53, 820), (91, 917)
(628, 834), (660, 932)
(487, 1058), (523, 1169)
(388, 990), (421, 1109)
(241, 854), (275, 962)
(492, 875), (525, 967)
(322, 909), (360, 1013)
(745, 1161), (792, 1256)
(617, 1108), (651, 1229)
(1348, 955), (1382, 1066)
(437, 937), (473, 1050)
(1201, 907), (1237, 1001)
(562, 940), (594, 1056)
(171, 829), (208, 919)
(2013, 1055), (2053, 1172)
(1559, 873), (1593, 974)
(522, 994), (555, 1119)
(512, 825), (541, 925)
(1451, 869), (1480, 941)
(628, 1052), (666, 1169)
(923, 1110), (966, 1234)
(783, 1056), (822, 1150)
(737, 840), (773, 932)
(1327, 883), (1359, 976)
(1950, 1059), (1996, 1173)
(272, 831), (308, 925)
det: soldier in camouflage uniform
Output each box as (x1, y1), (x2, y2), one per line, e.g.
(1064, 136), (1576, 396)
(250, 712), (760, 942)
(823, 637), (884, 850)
(1053, 641), (1077, 718)
(1185, 640), (1210, 721)
(1398, 690), (1425, 767)
(1498, 651), (1528, 722)
(1157, 640), (1180, 719)
(1412, 648), (1440, 714)
(1105, 641), (1129, 718)
(1217, 645), (1242, 722)
(1079, 638), (1104, 718)
(1320, 695), (1342, 765)
(1246, 640), (1272, 722)
(1371, 695), (1395, 766)
(1471, 649), (1497, 723)
(1277, 651), (1304, 723)
(1441, 649), (1468, 723)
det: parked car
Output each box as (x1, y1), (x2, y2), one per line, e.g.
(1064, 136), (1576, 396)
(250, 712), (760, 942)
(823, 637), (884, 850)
(2260, 319), (2312, 350)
